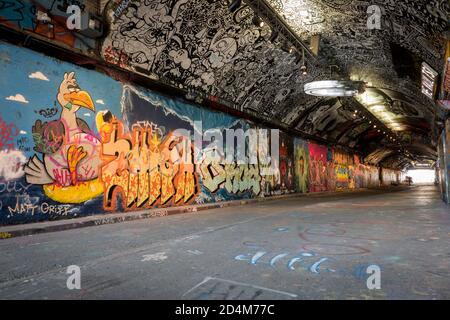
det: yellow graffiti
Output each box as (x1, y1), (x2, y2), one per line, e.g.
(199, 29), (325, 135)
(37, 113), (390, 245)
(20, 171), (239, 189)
(199, 155), (262, 195)
(100, 120), (198, 211)
(43, 178), (104, 203)
(0, 232), (12, 239)
(294, 143), (309, 193)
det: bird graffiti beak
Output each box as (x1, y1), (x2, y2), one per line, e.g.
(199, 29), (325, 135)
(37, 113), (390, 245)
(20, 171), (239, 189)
(63, 91), (95, 111)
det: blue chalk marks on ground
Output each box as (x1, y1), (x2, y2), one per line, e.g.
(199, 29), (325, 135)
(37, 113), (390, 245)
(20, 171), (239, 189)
(234, 250), (381, 282)
(234, 250), (333, 274)
(274, 227), (289, 232)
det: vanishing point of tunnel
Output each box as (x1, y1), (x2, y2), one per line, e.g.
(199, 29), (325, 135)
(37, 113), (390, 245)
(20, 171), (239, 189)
(0, 0), (449, 303)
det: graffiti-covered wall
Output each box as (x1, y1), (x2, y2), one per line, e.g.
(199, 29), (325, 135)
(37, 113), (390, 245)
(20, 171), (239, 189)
(380, 168), (400, 186)
(0, 42), (400, 225)
(438, 120), (450, 204)
(0, 0), (97, 53)
(298, 143), (384, 193)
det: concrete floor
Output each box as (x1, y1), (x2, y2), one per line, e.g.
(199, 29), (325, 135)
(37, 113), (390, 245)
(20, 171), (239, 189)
(0, 185), (449, 300)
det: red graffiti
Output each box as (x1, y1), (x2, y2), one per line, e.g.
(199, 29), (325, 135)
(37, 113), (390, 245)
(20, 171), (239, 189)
(0, 117), (19, 150)
(103, 46), (130, 69)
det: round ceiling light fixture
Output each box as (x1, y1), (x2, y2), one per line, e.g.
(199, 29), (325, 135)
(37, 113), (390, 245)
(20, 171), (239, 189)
(304, 80), (365, 97)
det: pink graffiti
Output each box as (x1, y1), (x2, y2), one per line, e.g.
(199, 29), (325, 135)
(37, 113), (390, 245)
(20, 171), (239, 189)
(0, 117), (18, 150)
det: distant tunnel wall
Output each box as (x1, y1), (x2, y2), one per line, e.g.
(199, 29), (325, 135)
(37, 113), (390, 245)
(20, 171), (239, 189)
(438, 119), (450, 204)
(380, 168), (401, 186)
(0, 42), (401, 225)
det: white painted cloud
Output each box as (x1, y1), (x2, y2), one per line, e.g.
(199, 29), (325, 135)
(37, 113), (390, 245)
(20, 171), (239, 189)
(83, 113), (91, 117)
(28, 71), (49, 81)
(96, 99), (105, 105)
(20, 130), (27, 134)
(0, 150), (26, 180)
(6, 94), (29, 104)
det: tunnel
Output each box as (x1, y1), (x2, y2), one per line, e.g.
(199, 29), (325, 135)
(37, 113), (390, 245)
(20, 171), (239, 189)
(0, 0), (449, 303)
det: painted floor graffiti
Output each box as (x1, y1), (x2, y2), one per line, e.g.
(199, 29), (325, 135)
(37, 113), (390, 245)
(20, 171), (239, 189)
(0, 186), (449, 299)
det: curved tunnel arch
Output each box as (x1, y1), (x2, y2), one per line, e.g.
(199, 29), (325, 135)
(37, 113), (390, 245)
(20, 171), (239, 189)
(99, 0), (448, 170)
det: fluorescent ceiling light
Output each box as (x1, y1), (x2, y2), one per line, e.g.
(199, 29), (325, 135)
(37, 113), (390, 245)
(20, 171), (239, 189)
(370, 105), (386, 112)
(304, 80), (365, 97)
(356, 92), (384, 105)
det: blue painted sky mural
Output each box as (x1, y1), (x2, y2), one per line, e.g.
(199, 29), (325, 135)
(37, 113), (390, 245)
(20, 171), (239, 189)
(0, 42), (123, 160)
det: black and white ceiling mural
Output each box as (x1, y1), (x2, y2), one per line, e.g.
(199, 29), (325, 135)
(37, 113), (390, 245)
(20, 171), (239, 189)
(101, 0), (448, 168)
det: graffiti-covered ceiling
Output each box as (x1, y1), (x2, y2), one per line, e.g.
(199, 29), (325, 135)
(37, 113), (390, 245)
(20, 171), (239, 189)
(99, 0), (447, 168)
